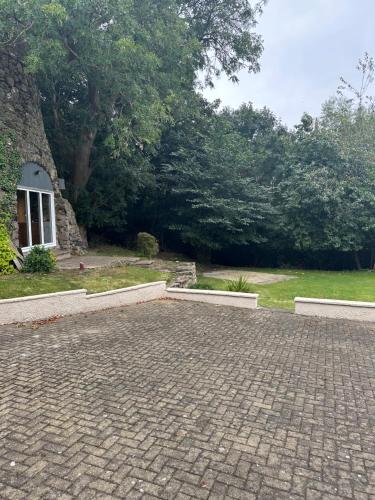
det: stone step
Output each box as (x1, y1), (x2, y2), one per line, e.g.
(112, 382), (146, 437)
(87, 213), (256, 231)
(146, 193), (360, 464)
(52, 249), (72, 261)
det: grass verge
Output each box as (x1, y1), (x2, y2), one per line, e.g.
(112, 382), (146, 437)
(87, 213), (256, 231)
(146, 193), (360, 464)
(196, 268), (375, 310)
(0, 266), (168, 300)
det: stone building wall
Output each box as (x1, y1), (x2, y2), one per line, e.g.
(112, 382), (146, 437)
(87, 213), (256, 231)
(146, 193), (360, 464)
(0, 46), (84, 253)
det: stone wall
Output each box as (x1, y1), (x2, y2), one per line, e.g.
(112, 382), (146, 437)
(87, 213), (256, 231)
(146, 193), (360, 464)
(0, 46), (84, 252)
(169, 263), (197, 288)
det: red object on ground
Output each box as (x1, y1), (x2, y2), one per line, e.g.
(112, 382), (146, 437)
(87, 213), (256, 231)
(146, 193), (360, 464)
(79, 262), (85, 271)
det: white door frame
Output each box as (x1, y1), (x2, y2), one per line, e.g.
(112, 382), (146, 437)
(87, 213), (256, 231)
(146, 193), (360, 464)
(17, 186), (57, 252)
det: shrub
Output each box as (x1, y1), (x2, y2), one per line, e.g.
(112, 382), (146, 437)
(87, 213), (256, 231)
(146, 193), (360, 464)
(23, 246), (56, 273)
(137, 232), (159, 259)
(189, 283), (214, 290)
(226, 276), (253, 293)
(0, 224), (16, 275)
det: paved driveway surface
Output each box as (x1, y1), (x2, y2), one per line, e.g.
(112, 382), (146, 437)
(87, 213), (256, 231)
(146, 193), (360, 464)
(0, 301), (375, 500)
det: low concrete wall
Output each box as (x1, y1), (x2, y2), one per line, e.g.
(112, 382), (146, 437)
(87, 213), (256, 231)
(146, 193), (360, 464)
(85, 282), (166, 311)
(0, 282), (167, 325)
(295, 297), (375, 322)
(166, 288), (258, 309)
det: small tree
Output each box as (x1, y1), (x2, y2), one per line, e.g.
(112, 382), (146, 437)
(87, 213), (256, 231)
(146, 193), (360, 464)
(137, 232), (159, 259)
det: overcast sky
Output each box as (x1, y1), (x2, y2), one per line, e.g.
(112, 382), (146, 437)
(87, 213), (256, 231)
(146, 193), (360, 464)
(203, 0), (375, 127)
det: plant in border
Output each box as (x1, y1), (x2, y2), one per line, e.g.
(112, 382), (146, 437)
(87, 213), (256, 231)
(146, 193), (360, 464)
(22, 246), (57, 273)
(226, 276), (253, 293)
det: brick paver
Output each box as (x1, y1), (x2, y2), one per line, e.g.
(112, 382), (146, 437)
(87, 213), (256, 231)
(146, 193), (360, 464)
(0, 301), (375, 499)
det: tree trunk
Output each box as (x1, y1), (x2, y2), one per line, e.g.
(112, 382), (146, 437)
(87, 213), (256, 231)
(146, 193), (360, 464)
(354, 251), (362, 270)
(71, 128), (97, 202)
(71, 81), (100, 202)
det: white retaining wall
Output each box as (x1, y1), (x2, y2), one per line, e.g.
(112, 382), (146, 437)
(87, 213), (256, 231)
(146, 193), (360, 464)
(0, 282), (166, 325)
(0, 284), (260, 325)
(295, 297), (375, 322)
(166, 288), (258, 309)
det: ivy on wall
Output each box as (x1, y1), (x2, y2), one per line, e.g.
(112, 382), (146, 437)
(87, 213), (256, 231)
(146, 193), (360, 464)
(0, 133), (21, 226)
(0, 223), (16, 274)
(0, 132), (20, 274)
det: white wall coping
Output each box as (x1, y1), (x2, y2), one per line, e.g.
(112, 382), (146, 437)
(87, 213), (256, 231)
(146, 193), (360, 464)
(0, 282), (167, 325)
(167, 288), (259, 299)
(87, 281), (166, 299)
(295, 297), (375, 309)
(0, 289), (87, 305)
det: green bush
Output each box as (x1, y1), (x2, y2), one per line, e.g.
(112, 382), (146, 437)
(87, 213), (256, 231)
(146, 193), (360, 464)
(136, 232), (159, 258)
(226, 276), (253, 293)
(0, 224), (16, 275)
(23, 246), (56, 273)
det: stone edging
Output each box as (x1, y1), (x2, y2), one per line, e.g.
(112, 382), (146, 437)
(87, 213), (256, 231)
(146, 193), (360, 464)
(295, 297), (375, 322)
(166, 288), (258, 309)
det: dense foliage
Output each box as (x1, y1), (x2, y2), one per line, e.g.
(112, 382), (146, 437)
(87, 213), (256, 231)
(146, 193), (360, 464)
(1, 2), (375, 269)
(0, 134), (20, 226)
(137, 232), (159, 259)
(22, 246), (57, 273)
(0, 224), (16, 275)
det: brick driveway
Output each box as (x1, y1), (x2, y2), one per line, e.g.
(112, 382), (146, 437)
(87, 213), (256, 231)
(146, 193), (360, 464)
(0, 301), (375, 499)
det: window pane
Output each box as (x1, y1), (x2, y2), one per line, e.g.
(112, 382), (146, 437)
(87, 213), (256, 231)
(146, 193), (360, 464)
(42, 193), (53, 244)
(17, 190), (29, 247)
(29, 191), (41, 245)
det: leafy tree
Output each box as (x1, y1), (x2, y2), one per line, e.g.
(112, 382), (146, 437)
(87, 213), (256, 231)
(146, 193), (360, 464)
(152, 97), (272, 259)
(224, 103), (288, 183)
(276, 119), (375, 268)
(0, 0), (266, 205)
(317, 54), (375, 266)
(75, 134), (154, 238)
(0, 0), (198, 201)
(179, 0), (267, 83)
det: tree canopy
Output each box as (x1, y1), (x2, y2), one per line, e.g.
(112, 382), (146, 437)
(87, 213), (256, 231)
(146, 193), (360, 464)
(1, 1), (375, 269)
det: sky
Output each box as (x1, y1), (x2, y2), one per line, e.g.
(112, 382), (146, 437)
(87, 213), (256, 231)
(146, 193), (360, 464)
(203, 0), (375, 127)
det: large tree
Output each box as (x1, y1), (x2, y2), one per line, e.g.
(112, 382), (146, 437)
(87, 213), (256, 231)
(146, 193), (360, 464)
(178, 0), (266, 82)
(0, 0), (266, 203)
(149, 96), (273, 259)
(1, 0), (197, 200)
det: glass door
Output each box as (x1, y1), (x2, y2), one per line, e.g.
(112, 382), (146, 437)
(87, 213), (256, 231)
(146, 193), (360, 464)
(17, 190), (29, 248)
(17, 189), (56, 250)
(29, 191), (42, 246)
(42, 193), (53, 244)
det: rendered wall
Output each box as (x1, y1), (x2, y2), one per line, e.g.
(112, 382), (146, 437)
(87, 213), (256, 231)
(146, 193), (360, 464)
(0, 282), (167, 325)
(295, 297), (375, 322)
(166, 288), (259, 309)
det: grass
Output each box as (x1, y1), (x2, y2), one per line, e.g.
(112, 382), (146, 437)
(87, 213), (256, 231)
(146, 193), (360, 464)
(196, 268), (375, 310)
(87, 244), (141, 257)
(88, 244), (190, 262)
(0, 266), (168, 300)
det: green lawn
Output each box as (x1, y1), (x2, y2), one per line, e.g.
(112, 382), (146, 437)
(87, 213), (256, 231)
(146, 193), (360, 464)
(197, 268), (375, 310)
(87, 244), (141, 257)
(88, 244), (190, 262)
(0, 266), (168, 300)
